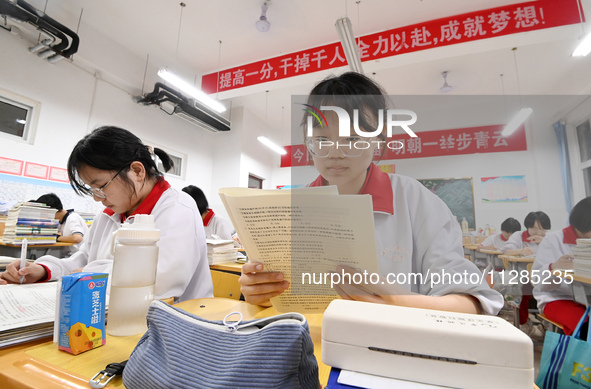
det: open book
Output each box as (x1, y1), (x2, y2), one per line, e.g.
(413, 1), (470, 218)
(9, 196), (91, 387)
(219, 186), (379, 313)
(0, 282), (58, 348)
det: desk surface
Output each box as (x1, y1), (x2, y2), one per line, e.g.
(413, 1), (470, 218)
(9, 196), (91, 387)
(0, 242), (73, 248)
(463, 243), (479, 250)
(478, 249), (502, 255)
(498, 255), (535, 263)
(573, 274), (591, 285)
(0, 298), (328, 388)
(558, 270), (591, 285)
(209, 261), (244, 273)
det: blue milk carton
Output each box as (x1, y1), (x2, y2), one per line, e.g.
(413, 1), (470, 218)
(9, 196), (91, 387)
(58, 272), (108, 355)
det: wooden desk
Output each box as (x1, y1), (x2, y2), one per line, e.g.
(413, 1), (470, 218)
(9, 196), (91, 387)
(210, 262), (244, 299)
(477, 249), (503, 270)
(499, 255), (535, 326)
(209, 261), (244, 274)
(558, 271), (591, 306)
(0, 242), (74, 260)
(0, 242), (73, 249)
(498, 255), (535, 270)
(0, 298), (329, 388)
(463, 244), (487, 270)
(463, 243), (478, 260)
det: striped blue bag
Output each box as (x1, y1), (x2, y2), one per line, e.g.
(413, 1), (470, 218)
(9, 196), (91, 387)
(536, 306), (591, 389)
(122, 300), (320, 389)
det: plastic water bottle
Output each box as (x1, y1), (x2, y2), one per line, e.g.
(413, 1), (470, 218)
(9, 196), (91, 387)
(107, 214), (160, 336)
(461, 218), (469, 234)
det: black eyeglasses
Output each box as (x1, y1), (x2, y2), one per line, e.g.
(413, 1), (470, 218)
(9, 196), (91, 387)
(83, 165), (128, 199)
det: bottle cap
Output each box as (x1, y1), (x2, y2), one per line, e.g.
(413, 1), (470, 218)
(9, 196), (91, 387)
(116, 214), (160, 241)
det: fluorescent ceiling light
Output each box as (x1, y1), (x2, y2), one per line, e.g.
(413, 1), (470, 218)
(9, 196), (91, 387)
(335, 17), (363, 74)
(573, 33), (591, 57)
(157, 69), (226, 113)
(502, 107), (533, 136)
(257, 136), (287, 155)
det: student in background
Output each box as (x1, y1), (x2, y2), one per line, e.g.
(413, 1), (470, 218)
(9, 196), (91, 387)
(34, 193), (88, 256)
(532, 197), (591, 335)
(501, 211), (551, 257)
(182, 185), (235, 241)
(0, 126), (213, 303)
(500, 211), (551, 329)
(479, 217), (521, 251)
(239, 72), (503, 315)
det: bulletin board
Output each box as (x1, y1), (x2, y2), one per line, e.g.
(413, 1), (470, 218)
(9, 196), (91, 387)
(418, 177), (475, 230)
(0, 173), (103, 214)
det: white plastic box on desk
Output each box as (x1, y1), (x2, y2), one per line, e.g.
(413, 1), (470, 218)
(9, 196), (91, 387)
(322, 300), (533, 389)
(107, 214), (160, 336)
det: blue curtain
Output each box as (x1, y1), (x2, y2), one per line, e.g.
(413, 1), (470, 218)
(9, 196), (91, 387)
(553, 121), (574, 213)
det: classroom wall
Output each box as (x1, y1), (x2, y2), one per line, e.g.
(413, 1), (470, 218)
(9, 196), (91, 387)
(0, 31), (279, 216)
(0, 29), (575, 231)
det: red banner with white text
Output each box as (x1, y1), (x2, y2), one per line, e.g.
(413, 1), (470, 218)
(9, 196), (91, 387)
(280, 124), (527, 168)
(203, 0), (583, 94)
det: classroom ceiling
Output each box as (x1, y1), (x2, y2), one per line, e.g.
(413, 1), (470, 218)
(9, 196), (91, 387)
(11, 0), (591, 145)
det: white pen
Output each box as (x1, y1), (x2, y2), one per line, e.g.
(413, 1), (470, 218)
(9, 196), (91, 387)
(19, 238), (28, 284)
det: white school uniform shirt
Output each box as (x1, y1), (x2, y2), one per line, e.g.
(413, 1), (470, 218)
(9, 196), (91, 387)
(203, 210), (235, 241)
(500, 230), (539, 254)
(36, 181), (213, 303)
(310, 164), (503, 315)
(532, 226), (577, 312)
(59, 211), (89, 255)
(479, 233), (508, 250)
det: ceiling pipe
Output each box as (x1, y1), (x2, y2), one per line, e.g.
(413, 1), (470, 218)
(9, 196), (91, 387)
(0, 0), (80, 60)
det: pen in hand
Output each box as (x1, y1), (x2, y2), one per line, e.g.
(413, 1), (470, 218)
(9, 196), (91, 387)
(19, 238), (28, 284)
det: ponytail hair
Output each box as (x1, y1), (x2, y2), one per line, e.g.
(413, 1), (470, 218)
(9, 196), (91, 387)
(67, 126), (174, 196)
(153, 147), (174, 172)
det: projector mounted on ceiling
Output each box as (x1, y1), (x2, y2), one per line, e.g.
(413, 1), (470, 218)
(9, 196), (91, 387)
(133, 83), (231, 133)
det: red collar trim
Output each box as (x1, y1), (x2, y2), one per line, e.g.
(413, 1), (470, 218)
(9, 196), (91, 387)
(203, 209), (215, 226)
(309, 164), (394, 214)
(309, 175), (326, 187)
(102, 179), (171, 221)
(521, 230), (531, 242)
(500, 233), (508, 242)
(563, 225), (578, 245)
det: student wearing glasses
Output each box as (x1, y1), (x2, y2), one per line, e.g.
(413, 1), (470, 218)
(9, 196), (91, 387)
(0, 126), (213, 303)
(239, 72), (503, 315)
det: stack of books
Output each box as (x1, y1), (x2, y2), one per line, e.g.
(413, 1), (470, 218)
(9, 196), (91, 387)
(0, 214), (6, 237)
(206, 239), (237, 265)
(573, 238), (591, 278)
(78, 212), (96, 228)
(0, 283), (58, 348)
(2, 203), (59, 245)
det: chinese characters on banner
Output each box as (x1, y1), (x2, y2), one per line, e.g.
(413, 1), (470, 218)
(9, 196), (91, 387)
(280, 124), (526, 168)
(203, 0), (582, 94)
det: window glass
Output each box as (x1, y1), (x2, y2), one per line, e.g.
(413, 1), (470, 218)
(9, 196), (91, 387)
(0, 95), (34, 141)
(248, 174), (263, 189)
(576, 120), (591, 163)
(583, 166), (591, 197)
